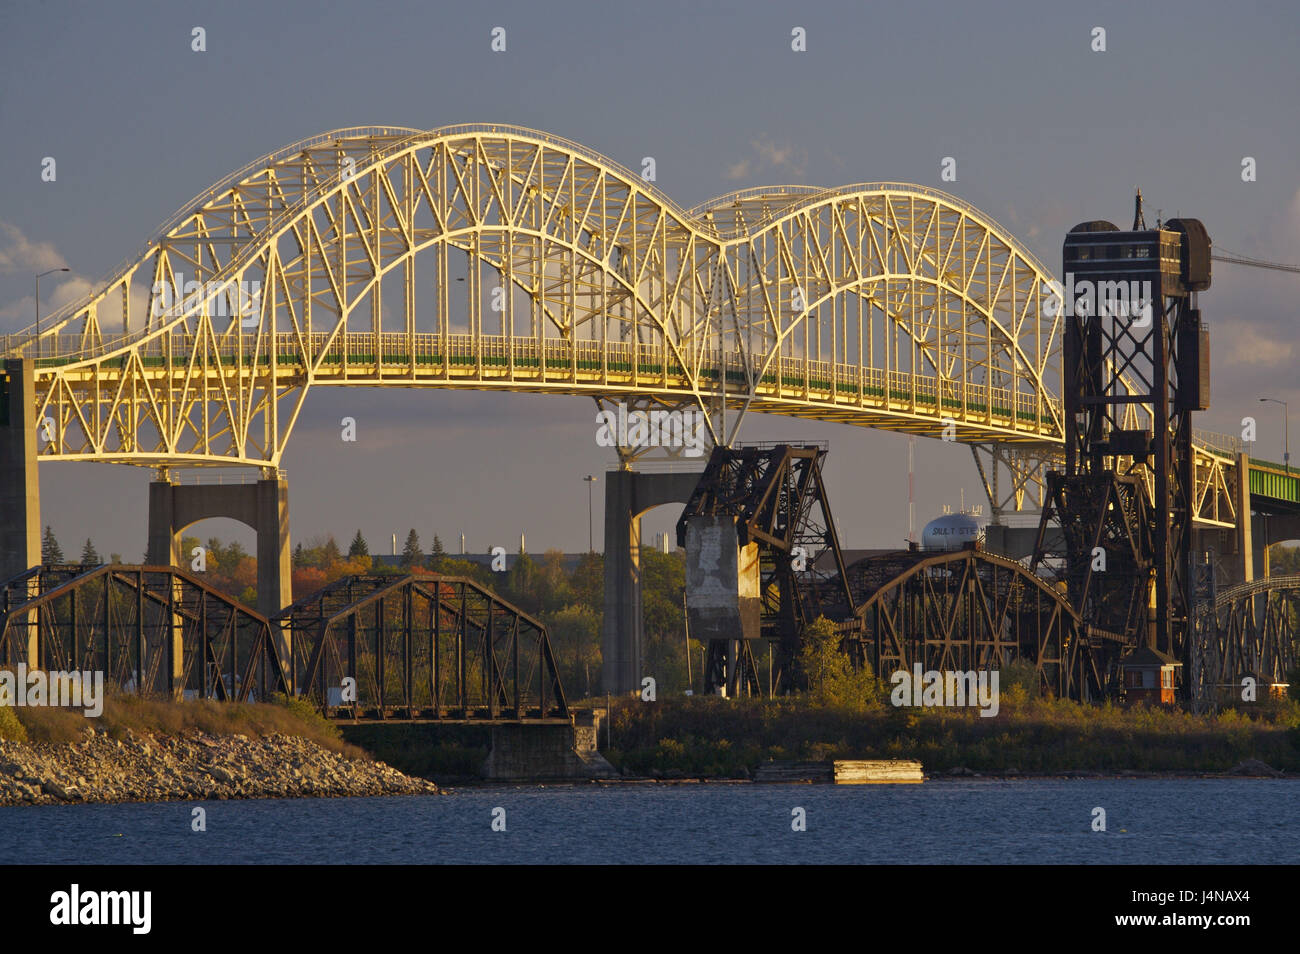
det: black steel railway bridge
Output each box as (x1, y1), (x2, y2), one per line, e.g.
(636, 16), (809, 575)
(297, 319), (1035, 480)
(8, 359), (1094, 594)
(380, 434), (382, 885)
(0, 564), (567, 723)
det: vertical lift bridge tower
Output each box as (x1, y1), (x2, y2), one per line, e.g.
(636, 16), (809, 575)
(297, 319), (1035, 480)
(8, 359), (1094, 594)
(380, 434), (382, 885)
(1032, 194), (1211, 698)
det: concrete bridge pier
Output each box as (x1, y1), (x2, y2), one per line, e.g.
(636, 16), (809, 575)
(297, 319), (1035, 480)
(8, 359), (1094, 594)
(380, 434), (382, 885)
(1252, 511), (1300, 578)
(0, 359), (40, 584)
(983, 523), (1061, 560)
(1, 359), (41, 664)
(481, 713), (617, 780)
(600, 469), (700, 694)
(146, 474), (293, 663)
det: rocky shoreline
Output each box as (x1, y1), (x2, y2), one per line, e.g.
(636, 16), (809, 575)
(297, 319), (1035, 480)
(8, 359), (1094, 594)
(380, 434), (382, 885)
(0, 727), (439, 806)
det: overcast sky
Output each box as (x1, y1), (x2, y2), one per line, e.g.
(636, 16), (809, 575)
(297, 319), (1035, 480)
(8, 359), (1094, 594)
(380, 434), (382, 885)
(1, 0), (1297, 558)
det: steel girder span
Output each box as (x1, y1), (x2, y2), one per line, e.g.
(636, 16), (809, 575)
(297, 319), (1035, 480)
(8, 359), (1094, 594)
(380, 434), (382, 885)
(0, 564), (287, 701)
(275, 573), (567, 722)
(837, 547), (1108, 701)
(1194, 574), (1300, 690)
(4, 124), (1070, 470)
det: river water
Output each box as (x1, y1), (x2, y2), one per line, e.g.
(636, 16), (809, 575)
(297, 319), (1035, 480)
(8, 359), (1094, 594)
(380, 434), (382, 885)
(1, 779), (1295, 864)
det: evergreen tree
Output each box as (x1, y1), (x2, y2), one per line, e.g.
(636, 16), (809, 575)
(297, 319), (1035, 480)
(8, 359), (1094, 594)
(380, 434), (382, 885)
(428, 533), (447, 570)
(401, 528), (423, 567)
(348, 529), (370, 558)
(506, 548), (539, 612)
(41, 526), (64, 563)
(80, 538), (101, 565)
(293, 542), (305, 566)
(321, 535), (342, 567)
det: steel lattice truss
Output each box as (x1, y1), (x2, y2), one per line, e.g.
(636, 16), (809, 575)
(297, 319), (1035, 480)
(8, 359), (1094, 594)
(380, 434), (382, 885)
(276, 573), (567, 722)
(0, 564), (286, 701)
(839, 548), (1097, 700)
(6, 124), (1072, 473)
(676, 443), (853, 695)
(970, 431), (1241, 525)
(1193, 574), (1300, 693)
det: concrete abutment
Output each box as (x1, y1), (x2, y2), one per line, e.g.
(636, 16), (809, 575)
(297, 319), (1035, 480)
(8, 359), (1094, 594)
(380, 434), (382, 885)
(600, 468), (701, 694)
(145, 475), (293, 664)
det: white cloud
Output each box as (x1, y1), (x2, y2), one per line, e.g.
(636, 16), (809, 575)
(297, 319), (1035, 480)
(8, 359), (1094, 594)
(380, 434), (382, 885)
(1222, 319), (1295, 368)
(724, 160), (751, 181)
(0, 220), (66, 273)
(723, 137), (808, 181)
(0, 274), (96, 331)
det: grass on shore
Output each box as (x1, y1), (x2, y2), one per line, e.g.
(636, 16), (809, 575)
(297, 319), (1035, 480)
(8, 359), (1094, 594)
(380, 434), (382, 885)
(606, 691), (1300, 777)
(0, 690), (363, 758)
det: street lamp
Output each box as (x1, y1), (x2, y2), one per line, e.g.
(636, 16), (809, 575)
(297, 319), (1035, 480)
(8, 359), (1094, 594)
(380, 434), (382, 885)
(1258, 397), (1290, 474)
(35, 267), (70, 359)
(583, 475), (598, 552)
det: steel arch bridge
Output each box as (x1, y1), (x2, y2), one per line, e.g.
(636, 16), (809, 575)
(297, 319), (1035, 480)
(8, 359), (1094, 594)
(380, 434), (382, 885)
(1192, 574), (1300, 694)
(5, 124), (1070, 472)
(837, 547), (1098, 700)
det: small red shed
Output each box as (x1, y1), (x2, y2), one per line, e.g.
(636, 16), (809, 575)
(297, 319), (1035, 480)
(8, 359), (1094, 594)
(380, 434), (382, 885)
(1120, 646), (1181, 706)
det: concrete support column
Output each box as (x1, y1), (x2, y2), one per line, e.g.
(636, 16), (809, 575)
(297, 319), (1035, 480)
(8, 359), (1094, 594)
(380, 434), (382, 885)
(1234, 453), (1254, 584)
(254, 477), (292, 622)
(145, 474), (293, 673)
(1, 360), (41, 666)
(600, 469), (701, 694)
(146, 481), (182, 566)
(1, 359), (40, 581)
(601, 471), (642, 695)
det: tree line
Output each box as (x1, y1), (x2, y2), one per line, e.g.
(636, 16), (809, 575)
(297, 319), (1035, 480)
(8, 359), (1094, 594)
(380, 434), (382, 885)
(36, 524), (700, 701)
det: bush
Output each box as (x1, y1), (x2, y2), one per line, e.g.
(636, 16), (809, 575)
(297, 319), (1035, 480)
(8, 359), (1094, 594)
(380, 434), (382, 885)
(798, 617), (883, 710)
(0, 705), (27, 742)
(269, 692), (345, 745)
(602, 690), (1300, 775)
(9, 691), (360, 754)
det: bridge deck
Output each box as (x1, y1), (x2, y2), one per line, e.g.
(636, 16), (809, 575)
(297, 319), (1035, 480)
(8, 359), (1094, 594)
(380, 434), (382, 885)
(27, 330), (1059, 442)
(1247, 458), (1300, 509)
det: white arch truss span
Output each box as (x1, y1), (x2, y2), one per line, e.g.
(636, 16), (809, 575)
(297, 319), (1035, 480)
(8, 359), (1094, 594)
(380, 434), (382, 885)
(6, 124), (1069, 469)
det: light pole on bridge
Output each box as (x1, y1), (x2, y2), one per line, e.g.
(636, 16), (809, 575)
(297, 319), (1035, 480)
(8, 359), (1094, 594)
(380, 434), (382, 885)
(1259, 397), (1290, 474)
(583, 475), (598, 552)
(35, 267), (70, 359)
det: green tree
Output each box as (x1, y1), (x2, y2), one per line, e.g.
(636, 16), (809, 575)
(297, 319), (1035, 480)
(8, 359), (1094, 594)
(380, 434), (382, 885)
(797, 615), (880, 709)
(400, 528), (423, 568)
(41, 526), (64, 563)
(548, 604), (601, 699)
(506, 548), (539, 611)
(207, 537), (249, 569)
(535, 549), (575, 614)
(641, 548), (689, 693)
(1271, 543), (1300, 575)
(428, 534), (447, 571)
(436, 557), (493, 588)
(348, 529), (369, 559)
(321, 535), (342, 568)
(79, 538), (101, 565)
(570, 551), (604, 614)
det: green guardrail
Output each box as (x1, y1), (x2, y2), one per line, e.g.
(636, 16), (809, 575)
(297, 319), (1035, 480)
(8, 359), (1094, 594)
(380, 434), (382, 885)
(1249, 465), (1299, 504)
(32, 347), (1060, 429)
